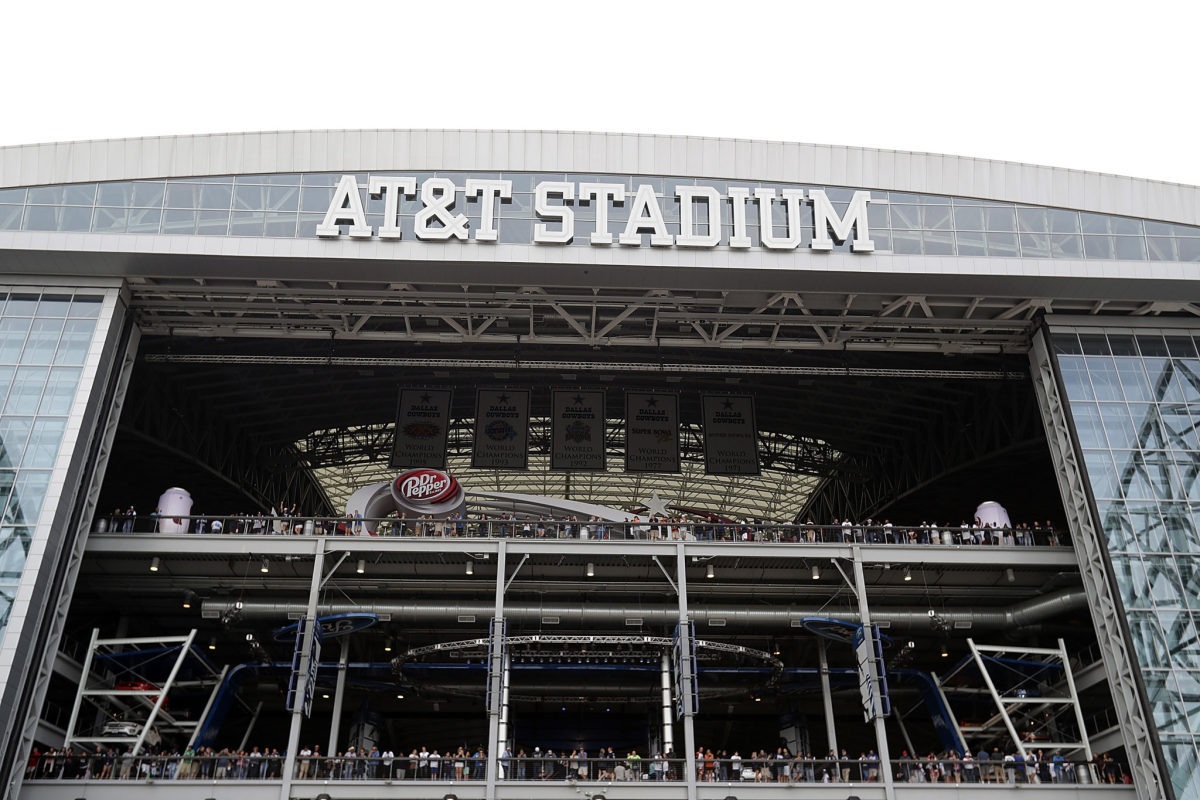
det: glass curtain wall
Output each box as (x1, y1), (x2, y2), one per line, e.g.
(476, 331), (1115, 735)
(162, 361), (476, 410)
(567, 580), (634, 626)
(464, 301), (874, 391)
(0, 291), (104, 642)
(1053, 325), (1200, 798)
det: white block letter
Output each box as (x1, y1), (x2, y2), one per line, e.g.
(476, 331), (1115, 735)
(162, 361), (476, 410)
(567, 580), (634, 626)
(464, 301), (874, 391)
(465, 179), (512, 242)
(619, 184), (673, 246)
(533, 181), (575, 244)
(368, 176), (416, 240)
(727, 187), (752, 248)
(810, 190), (875, 252)
(675, 185), (722, 248)
(316, 174), (372, 238)
(753, 188), (806, 250)
(578, 183), (625, 245)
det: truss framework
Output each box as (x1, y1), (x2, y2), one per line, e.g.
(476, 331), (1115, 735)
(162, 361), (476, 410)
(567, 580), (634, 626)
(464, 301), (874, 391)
(126, 278), (1200, 354)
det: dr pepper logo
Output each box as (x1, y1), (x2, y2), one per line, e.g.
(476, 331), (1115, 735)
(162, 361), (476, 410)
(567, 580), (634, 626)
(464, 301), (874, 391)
(394, 468), (460, 505)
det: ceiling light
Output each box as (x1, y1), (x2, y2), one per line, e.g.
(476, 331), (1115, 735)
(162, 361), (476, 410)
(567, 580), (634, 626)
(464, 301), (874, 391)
(384, 637), (393, 653)
(322, 693), (330, 699)
(396, 694), (404, 699)
(260, 558), (269, 574)
(903, 566), (912, 582)
(208, 637), (217, 650)
(149, 557), (160, 572)
(811, 565), (819, 580)
(234, 600), (244, 610)
(356, 559), (366, 574)
(465, 560), (474, 576)
(706, 564), (714, 579)
(245, 633), (255, 642)
(941, 644), (949, 658)
(587, 562), (595, 578)
(182, 590), (197, 609)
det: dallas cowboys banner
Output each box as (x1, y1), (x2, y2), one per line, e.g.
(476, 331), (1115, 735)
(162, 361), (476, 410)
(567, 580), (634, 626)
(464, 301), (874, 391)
(625, 392), (680, 473)
(701, 394), (760, 475)
(390, 388), (452, 469)
(551, 390), (606, 470)
(472, 388), (531, 469)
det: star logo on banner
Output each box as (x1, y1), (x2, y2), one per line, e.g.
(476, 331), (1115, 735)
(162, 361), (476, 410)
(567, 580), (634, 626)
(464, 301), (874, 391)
(641, 492), (671, 518)
(497, 393), (510, 403)
(645, 397), (658, 407)
(573, 394), (586, 406)
(420, 393), (432, 403)
(722, 398), (735, 410)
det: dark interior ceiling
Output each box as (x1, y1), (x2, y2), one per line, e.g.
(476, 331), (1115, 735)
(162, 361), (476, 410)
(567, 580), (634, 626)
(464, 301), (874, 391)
(97, 332), (1062, 526)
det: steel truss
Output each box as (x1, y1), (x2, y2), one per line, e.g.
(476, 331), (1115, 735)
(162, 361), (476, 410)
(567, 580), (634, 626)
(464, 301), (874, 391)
(63, 630), (220, 755)
(121, 370), (332, 514)
(948, 639), (1092, 758)
(1028, 328), (1168, 800)
(395, 635), (783, 703)
(125, 278), (1200, 354)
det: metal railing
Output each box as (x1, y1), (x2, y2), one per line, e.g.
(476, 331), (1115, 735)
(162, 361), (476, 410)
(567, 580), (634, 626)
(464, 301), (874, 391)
(96, 514), (1069, 548)
(27, 754), (1126, 785)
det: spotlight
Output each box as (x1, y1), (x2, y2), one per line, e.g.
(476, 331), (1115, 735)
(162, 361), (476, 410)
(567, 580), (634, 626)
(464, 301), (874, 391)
(465, 560), (474, 575)
(941, 644), (949, 658)
(149, 557), (160, 572)
(811, 565), (819, 580)
(927, 608), (936, 617)
(235, 600), (244, 610)
(706, 564), (714, 579)
(906, 640), (915, 649)
(208, 637), (217, 650)
(586, 562), (595, 578)
(322, 693), (330, 699)
(384, 636), (393, 652)
(260, 558), (269, 574)
(182, 590), (197, 609)
(903, 566), (912, 582)
(397, 693), (405, 699)
(1006, 568), (1016, 583)
(357, 559), (366, 574)
(245, 633), (255, 642)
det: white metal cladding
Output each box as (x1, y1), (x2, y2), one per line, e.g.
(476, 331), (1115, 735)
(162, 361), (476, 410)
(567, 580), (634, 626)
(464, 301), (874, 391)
(1, 130), (1198, 226)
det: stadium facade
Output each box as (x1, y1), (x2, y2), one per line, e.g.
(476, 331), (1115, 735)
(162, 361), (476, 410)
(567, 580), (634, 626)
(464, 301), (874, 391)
(1, 130), (1199, 800)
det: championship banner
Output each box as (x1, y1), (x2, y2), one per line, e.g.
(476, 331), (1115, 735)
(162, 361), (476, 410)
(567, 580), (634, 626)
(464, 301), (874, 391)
(390, 388), (452, 469)
(625, 392), (680, 473)
(701, 394), (760, 475)
(472, 388), (531, 469)
(550, 390), (606, 471)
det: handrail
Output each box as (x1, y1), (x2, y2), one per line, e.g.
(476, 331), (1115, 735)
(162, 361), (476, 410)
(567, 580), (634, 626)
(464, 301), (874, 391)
(96, 514), (1069, 548)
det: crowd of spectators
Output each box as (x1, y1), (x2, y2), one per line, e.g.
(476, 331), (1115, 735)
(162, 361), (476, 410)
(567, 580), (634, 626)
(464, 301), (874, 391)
(104, 504), (1065, 547)
(28, 741), (1125, 785)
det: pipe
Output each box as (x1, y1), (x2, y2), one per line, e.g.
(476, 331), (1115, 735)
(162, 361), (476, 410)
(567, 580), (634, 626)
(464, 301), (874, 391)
(203, 589), (1087, 631)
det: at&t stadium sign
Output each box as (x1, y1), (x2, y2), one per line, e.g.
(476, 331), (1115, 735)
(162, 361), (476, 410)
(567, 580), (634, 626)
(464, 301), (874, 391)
(316, 175), (875, 252)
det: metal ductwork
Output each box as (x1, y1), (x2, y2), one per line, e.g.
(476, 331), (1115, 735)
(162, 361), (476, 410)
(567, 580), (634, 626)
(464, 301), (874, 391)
(202, 589), (1086, 632)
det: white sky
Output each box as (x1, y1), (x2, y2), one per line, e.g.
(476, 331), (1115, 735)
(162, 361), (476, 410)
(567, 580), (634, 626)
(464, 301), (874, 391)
(5, 0), (1197, 185)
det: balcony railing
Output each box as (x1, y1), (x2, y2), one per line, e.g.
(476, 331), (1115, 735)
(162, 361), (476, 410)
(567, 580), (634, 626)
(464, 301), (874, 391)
(95, 515), (1068, 548)
(25, 755), (1119, 785)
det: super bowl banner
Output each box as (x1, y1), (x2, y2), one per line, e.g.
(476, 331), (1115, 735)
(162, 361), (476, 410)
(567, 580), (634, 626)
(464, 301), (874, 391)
(472, 388), (531, 469)
(701, 394), (760, 475)
(625, 392), (680, 473)
(390, 388), (452, 469)
(550, 390), (606, 470)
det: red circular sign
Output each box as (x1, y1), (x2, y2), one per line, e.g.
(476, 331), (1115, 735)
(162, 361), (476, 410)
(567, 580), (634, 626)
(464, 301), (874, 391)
(390, 468), (465, 516)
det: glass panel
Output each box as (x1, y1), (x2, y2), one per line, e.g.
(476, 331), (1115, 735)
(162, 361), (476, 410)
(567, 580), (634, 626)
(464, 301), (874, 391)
(23, 419), (65, 468)
(3, 368), (46, 415)
(126, 208), (161, 233)
(1017, 207), (1048, 233)
(19, 319), (62, 364)
(38, 367), (80, 415)
(0, 418), (31, 468)
(0, 319), (30, 363)
(985, 232), (1019, 257)
(6, 470), (49, 524)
